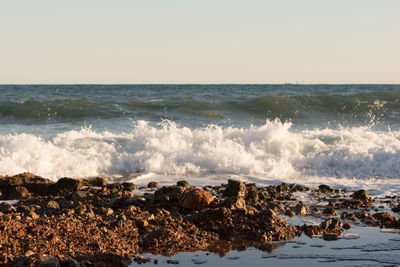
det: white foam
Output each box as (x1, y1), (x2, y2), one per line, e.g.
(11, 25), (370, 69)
(0, 120), (399, 194)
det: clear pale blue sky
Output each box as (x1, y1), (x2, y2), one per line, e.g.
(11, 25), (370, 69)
(1, 0), (399, 84)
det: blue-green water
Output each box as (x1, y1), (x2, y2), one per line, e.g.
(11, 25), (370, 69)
(0, 84), (399, 193)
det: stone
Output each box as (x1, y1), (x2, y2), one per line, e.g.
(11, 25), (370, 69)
(86, 177), (108, 187)
(154, 185), (185, 202)
(147, 181), (159, 188)
(293, 203), (310, 215)
(223, 179), (246, 198)
(24, 250), (35, 257)
(38, 256), (60, 267)
(47, 200), (60, 209)
(318, 184), (334, 193)
(179, 188), (215, 210)
(60, 259), (80, 267)
(225, 197), (246, 210)
(70, 190), (89, 201)
(122, 182), (137, 191)
(0, 202), (15, 213)
(351, 189), (371, 202)
(322, 207), (338, 216)
(177, 180), (189, 188)
(320, 217), (342, 233)
(54, 178), (83, 193)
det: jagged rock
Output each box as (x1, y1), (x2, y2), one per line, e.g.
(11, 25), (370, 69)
(223, 179), (246, 198)
(372, 212), (398, 226)
(276, 183), (290, 193)
(60, 258), (80, 267)
(320, 217), (342, 234)
(54, 178), (83, 194)
(47, 200), (60, 209)
(179, 187), (215, 210)
(225, 197), (246, 210)
(154, 185), (185, 202)
(84, 177), (108, 187)
(318, 184), (334, 193)
(341, 212), (358, 221)
(147, 182), (159, 188)
(293, 203), (310, 215)
(351, 189), (371, 202)
(322, 207), (338, 216)
(122, 182), (137, 191)
(0, 202), (15, 213)
(177, 180), (189, 188)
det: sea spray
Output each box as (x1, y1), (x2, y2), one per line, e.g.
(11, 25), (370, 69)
(0, 120), (399, 183)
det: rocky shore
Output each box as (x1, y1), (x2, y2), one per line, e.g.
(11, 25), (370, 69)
(1, 173), (400, 266)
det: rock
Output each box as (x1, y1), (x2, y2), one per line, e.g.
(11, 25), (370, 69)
(147, 181), (159, 188)
(320, 217), (342, 233)
(38, 256), (60, 267)
(154, 185), (185, 202)
(351, 189), (371, 202)
(60, 259), (80, 267)
(293, 203), (310, 215)
(47, 200), (60, 209)
(177, 180), (189, 188)
(9, 186), (31, 199)
(285, 209), (296, 217)
(70, 190), (89, 201)
(276, 183), (290, 193)
(318, 184), (334, 193)
(24, 250), (35, 257)
(179, 187), (215, 210)
(122, 182), (137, 191)
(54, 178), (83, 193)
(392, 203), (400, 213)
(29, 211), (39, 220)
(372, 212), (397, 226)
(223, 179), (246, 198)
(0, 202), (15, 213)
(225, 197), (246, 210)
(343, 223), (352, 230)
(341, 212), (358, 221)
(322, 207), (338, 216)
(85, 177), (108, 187)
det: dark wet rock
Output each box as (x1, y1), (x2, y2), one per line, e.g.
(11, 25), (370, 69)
(372, 212), (399, 227)
(148, 181), (159, 188)
(154, 185), (185, 203)
(392, 203), (400, 213)
(223, 179), (246, 198)
(264, 202), (284, 212)
(179, 187), (215, 210)
(177, 180), (189, 188)
(343, 223), (352, 230)
(0, 202), (16, 213)
(245, 185), (259, 206)
(225, 197), (246, 210)
(276, 183), (290, 193)
(320, 217), (342, 235)
(351, 189), (371, 203)
(70, 190), (90, 201)
(60, 258), (80, 267)
(318, 184), (334, 193)
(83, 177), (108, 187)
(302, 224), (321, 237)
(335, 199), (364, 209)
(341, 212), (358, 221)
(38, 256), (60, 267)
(293, 203), (310, 215)
(122, 182), (137, 191)
(322, 233), (339, 241)
(322, 207), (338, 216)
(54, 178), (83, 194)
(285, 209), (295, 217)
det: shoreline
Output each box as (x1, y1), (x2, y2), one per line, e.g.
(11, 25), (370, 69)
(1, 173), (399, 266)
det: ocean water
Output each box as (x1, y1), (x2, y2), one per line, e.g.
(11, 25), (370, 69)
(0, 84), (399, 195)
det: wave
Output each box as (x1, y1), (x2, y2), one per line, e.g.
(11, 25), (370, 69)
(0, 120), (399, 181)
(0, 92), (398, 123)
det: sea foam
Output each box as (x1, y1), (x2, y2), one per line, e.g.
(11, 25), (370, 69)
(0, 120), (399, 187)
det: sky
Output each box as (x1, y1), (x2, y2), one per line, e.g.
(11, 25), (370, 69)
(0, 0), (399, 84)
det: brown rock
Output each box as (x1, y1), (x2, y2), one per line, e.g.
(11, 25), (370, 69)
(179, 188), (215, 210)
(225, 197), (246, 210)
(322, 207), (338, 216)
(293, 203), (310, 215)
(351, 189), (371, 202)
(148, 181), (159, 188)
(47, 200), (60, 209)
(177, 180), (189, 188)
(223, 179), (246, 198)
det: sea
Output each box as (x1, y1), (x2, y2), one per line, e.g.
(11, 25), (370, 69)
(0, 84), (399, 196)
